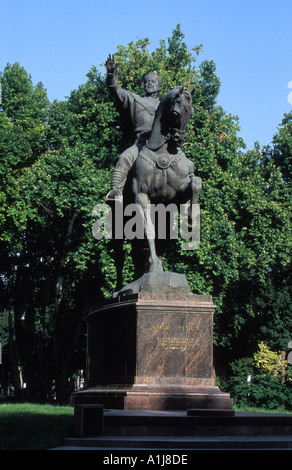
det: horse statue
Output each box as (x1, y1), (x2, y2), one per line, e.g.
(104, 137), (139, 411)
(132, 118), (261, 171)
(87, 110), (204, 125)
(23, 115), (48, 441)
(131, 86), (201, 272)
(108, 86), (202, 288)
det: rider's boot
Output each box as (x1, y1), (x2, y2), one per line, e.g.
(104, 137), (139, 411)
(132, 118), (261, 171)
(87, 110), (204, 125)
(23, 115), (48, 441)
(106, 153), (134, 203)
(106, 168), (127, 203)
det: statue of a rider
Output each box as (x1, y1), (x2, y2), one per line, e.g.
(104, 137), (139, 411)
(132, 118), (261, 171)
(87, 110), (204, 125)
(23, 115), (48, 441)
(105, 54), (163, 201)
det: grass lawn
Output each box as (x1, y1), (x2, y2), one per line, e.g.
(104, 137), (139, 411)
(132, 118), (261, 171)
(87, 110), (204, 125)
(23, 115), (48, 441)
(0, 402), (74, 450)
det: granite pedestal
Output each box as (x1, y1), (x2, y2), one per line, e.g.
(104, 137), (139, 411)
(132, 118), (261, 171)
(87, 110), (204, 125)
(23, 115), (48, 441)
(73, 273), (233, 411)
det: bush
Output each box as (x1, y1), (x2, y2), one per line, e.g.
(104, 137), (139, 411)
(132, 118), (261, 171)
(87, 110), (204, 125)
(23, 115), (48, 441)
(227, 374), (292, 410)
(223, 346), (292, 411)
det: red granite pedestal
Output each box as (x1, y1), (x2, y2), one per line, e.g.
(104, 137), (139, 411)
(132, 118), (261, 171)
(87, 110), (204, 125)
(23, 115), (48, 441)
(73, 285), (233, 411)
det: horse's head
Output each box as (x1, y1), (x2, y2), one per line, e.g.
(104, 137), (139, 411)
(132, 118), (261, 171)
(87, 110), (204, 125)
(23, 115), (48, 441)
(167, 86), (194, 147)
(147, 86), (195, 150)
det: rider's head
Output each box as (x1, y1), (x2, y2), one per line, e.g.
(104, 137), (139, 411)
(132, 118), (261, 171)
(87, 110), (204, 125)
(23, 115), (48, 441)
(143, 71), (162, 96)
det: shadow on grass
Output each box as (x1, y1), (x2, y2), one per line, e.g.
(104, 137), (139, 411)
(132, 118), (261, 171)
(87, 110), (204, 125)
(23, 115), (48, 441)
(0, 403), (74, 450)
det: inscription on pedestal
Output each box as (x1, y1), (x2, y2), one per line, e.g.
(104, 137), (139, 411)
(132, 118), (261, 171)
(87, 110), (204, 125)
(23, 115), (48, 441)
(157, 336), (194, 352)
(151, 323), (200, 351)
(137, 310), (213, 379)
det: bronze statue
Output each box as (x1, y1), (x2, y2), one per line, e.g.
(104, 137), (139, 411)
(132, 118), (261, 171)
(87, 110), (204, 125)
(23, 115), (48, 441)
(131, 86), (201, 273)
(104, 54), (201, 286)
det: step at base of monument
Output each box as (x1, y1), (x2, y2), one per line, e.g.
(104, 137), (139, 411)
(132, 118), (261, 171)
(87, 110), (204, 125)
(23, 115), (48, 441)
(103, 410), (292, 436)
(62, 435), (292, 450)
(62, 410), (292, 450)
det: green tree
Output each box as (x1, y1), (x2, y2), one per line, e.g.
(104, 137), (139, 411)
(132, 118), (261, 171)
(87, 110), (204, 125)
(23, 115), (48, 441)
(12, 144), (111, 401)
(66, 66), (121, 166)
(0, 62), (49, 157)
(216, 113), (291, 382)
(266, 111), (292, 182)
(0, 64), (50, 398)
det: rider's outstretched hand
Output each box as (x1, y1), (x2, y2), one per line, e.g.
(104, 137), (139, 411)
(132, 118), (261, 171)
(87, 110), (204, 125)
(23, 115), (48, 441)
(106, 54), (118, 73)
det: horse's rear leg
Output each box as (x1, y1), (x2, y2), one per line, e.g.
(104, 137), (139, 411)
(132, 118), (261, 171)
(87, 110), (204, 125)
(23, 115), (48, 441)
(109, 238), (124, 291)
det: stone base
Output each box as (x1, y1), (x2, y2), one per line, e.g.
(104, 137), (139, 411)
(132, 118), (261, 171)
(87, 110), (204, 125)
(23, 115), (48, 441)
(111, 271), (192, 298)
(73, 384), (233, 411)
(73, 278), (233, 412)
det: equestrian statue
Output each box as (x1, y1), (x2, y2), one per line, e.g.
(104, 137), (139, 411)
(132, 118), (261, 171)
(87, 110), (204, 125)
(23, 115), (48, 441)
(104, 54), (202, 289)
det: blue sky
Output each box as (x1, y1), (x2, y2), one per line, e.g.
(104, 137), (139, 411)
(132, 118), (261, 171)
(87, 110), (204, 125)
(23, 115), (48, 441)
(1, 0), (291, 149)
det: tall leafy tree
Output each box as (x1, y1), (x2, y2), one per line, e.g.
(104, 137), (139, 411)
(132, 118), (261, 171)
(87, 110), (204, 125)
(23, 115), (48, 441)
(0, 64), (50, 397)
(266, 111), (292, 182)
(15, 144), (110, 401)
(214, 116), (291, 374)
(1, 62), (49, 157)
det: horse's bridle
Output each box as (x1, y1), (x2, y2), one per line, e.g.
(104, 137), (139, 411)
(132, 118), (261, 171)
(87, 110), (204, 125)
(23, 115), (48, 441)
(166, 127), (187, 143)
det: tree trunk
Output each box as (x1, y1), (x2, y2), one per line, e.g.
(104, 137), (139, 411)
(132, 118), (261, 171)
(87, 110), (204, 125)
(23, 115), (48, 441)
(8, 309), (22, 399)
(35, 273), (51, 400)
(51, 209), (78, 402)
(56, 303), (87, 404)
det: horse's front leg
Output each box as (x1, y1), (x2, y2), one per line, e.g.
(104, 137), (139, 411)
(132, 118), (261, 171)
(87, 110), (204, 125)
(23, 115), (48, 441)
(135, 193), (163, 273)
(188, 175), (202, 227)
(191, 175), (202, 204)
